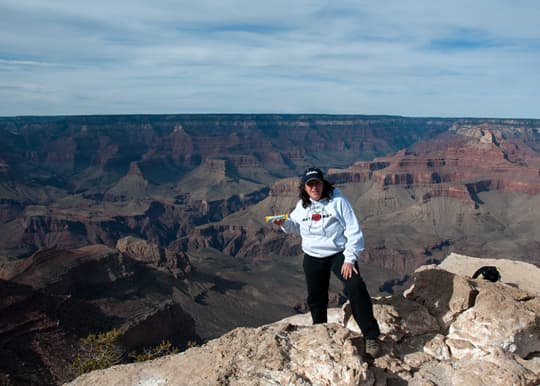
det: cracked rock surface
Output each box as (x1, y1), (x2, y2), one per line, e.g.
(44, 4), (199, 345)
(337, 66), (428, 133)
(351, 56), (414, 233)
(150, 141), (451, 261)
(67, 266), (540, 386)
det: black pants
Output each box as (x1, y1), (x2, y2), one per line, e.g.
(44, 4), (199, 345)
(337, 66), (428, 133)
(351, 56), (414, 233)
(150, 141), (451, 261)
(303, 252), (380, 339)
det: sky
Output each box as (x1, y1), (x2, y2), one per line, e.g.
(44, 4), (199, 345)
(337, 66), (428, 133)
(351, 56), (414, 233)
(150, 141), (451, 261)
(1, 1), (539, 118)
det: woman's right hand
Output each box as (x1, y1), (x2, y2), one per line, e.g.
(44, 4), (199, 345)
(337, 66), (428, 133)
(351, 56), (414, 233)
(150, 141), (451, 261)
(272, 219), (285, 226)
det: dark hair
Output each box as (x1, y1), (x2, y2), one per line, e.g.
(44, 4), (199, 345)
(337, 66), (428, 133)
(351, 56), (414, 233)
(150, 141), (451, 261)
(299, 179), (335, 208)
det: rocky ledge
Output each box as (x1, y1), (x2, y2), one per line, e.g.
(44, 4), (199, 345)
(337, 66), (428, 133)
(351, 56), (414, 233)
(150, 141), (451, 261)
(66, 265), (540, 386)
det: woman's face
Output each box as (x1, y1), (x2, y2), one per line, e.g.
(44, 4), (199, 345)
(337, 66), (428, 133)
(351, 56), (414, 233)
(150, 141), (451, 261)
(305, 179), (323, 201)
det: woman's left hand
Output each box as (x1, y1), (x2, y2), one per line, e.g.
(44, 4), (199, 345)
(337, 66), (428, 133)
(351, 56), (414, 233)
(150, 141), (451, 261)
(341, 262), (358, 280)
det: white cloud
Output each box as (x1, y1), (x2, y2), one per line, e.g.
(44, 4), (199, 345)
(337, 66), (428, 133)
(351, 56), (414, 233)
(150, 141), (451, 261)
(0, 0), (539, 117)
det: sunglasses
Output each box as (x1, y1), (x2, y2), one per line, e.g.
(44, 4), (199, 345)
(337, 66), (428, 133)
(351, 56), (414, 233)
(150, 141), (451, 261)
(306, 180), (322, 187)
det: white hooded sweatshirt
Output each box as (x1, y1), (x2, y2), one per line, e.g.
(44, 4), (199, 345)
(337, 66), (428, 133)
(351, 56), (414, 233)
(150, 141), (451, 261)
(281, 188), (364, 264)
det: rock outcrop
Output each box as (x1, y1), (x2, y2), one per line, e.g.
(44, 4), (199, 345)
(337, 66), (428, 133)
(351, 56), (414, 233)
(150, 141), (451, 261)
(116, 236), (191, 277)
(66, 266), (540, 386)
(67, 323), (374, 386)
(105, 162), (149, 201)
(438, 252), (540, 295)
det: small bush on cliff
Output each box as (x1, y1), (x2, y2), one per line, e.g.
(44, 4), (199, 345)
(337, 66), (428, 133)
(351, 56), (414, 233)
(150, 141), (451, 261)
(71, 329), (125, 375)
(129, 340), (179, 362)
(71, 329), (189, 375)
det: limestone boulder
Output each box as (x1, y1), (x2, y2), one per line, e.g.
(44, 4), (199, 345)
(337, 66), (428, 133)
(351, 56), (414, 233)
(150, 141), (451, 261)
(403, 268), (478, 328)
(448, 281), (540, 358)
(438, 252), (540, 294)
(372, 296), (440, 340)
(410, 351), (538, 386)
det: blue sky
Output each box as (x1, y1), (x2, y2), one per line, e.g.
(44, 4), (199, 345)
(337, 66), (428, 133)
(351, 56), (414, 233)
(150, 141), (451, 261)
(1, 1), (539, 118)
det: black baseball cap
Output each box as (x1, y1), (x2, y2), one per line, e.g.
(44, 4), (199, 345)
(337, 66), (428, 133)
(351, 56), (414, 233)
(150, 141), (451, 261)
(302, 167), (324, 184)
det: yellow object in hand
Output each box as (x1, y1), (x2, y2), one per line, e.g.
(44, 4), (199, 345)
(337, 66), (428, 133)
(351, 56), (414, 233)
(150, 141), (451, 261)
(264, 214), (289, 223)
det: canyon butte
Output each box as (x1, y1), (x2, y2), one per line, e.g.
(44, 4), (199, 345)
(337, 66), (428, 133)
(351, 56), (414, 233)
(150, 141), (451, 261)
(0, 114), (539, 385)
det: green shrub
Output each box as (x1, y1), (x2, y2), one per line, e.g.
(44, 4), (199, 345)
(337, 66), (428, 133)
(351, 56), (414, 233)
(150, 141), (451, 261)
(71, 329), (125, 376)
(129, 340), (179, 362)
(71, 329), (193, 375)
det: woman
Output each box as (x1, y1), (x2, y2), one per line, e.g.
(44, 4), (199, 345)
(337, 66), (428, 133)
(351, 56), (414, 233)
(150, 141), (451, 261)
(273, 167), (381, 357)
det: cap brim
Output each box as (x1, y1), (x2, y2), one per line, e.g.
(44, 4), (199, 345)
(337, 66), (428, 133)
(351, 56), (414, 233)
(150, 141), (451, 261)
(304, 177), (322, 184)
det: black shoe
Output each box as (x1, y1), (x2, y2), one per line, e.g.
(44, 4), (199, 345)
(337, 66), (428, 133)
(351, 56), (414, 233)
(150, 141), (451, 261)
(365, 339), (381, 358)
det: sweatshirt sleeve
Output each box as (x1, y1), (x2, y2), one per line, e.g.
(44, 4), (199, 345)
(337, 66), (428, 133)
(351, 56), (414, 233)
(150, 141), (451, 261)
(281, 219), (300, 235)
(339, 197), (365, 264)
(280, 203), (301, 235)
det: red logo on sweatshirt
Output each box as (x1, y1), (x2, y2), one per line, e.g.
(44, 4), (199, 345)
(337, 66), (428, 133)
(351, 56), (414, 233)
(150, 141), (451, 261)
(311, 213), (322, 221)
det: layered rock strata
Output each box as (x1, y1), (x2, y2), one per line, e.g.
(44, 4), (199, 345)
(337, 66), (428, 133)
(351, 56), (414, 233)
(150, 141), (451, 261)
(328, 126), (540, 208)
